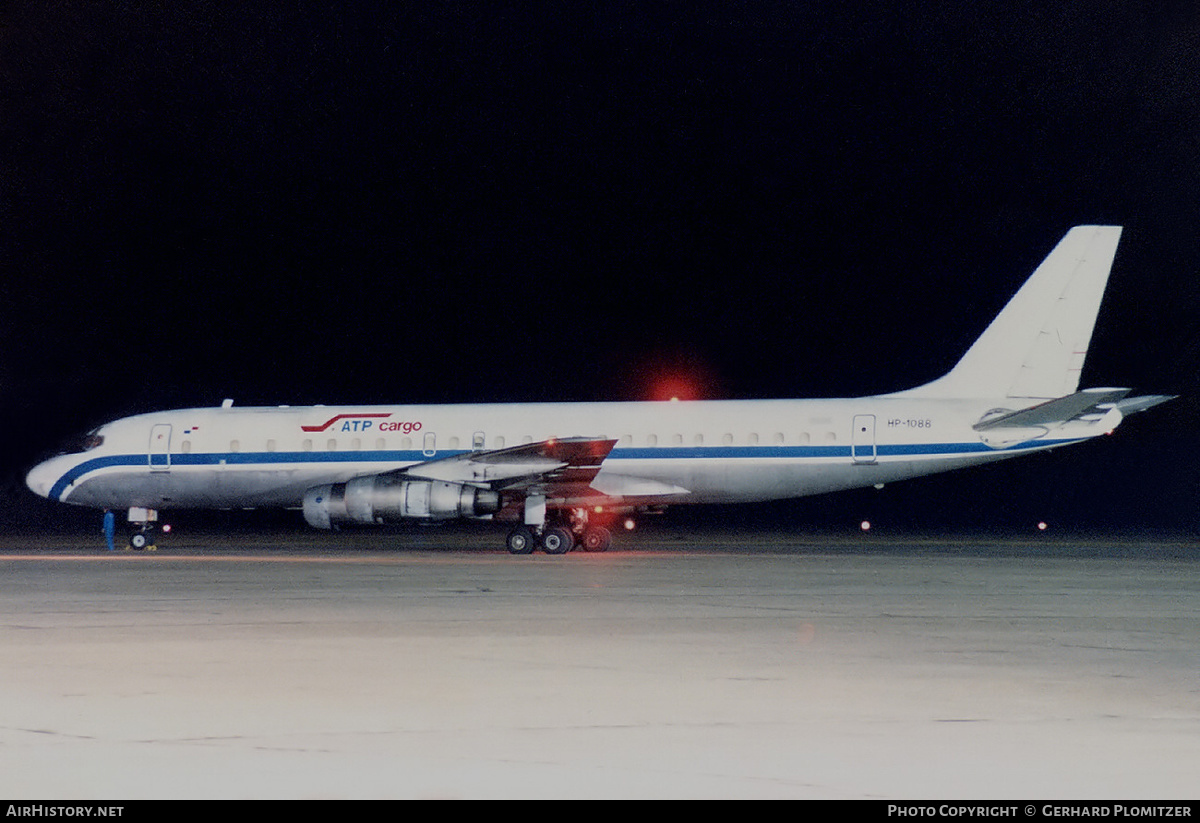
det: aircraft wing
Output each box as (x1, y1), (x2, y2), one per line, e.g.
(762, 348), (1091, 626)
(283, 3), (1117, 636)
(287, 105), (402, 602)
(399, 436), (619, 494)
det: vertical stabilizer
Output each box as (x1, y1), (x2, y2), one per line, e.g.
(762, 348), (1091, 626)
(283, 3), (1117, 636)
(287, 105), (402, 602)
(894, 225), (1123, 400)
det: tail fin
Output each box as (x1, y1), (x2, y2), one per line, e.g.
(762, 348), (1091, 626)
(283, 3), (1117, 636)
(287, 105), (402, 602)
(895, 225), (1123, 400)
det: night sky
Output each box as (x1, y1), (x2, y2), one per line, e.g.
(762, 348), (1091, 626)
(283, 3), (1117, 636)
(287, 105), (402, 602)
(3, 2), (1199, 534)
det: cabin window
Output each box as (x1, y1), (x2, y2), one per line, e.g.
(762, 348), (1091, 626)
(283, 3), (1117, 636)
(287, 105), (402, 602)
(824, 431), (837, 443)
(302, 439), (313, 451)
(326, 438), (337, 451)
(351, 438), (362, 451)
(423, 432), (437, 456)
(799, 432), (810, 444)
(722, 433), (734, 445)
(473, 432), (485, 451)
(494, 436), (506, 448)
(375, 437), (386, 450)
(672, 434), (683, 446)
(229, 440), (240, 453)
(646, 434), (658, 447)
(748, 433), (759, 445)
(773, 432), (785, 444)
(619, 435), (632, 446)
(694, 433), (704, 446)
(181, 440), (192, 454)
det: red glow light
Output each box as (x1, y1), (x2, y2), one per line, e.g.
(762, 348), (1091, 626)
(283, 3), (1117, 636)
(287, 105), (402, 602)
(633, 349), (725, 402)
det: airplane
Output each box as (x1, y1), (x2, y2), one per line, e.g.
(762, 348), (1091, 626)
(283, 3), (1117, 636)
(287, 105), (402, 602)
(26, 226), (1173, 553)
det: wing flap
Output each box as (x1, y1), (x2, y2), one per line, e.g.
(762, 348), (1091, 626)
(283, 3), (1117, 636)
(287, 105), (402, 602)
(588, 473), (692, 498)
(401, 436), (617, 490)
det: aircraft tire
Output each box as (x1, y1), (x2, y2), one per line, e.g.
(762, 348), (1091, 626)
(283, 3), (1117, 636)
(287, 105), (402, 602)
(581, 526), (611, 552)
(506, 527), (536, 555)
(540, 527), (574, 555)
(129, 532), (148, 550)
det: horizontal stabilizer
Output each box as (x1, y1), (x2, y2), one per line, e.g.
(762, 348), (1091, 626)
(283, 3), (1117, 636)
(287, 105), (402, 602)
(1113, 395), (1177, 416)
(973, 388), (1130, 431)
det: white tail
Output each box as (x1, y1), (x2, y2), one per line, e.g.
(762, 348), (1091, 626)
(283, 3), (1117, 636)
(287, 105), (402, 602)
(896, 225), (1123, 400)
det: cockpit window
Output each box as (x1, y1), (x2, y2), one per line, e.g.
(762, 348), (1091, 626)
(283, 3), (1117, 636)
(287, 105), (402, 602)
(62, 429), (104, 454)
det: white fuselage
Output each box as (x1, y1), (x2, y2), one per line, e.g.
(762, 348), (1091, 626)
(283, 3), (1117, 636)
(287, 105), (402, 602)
(23, 226), (1161, 548)
(26, 396), (1094, 514)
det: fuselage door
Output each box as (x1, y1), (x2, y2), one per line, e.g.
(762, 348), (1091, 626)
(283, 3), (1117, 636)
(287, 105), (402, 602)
(149, 423), (172, 472)
(851, 414), (876, 464)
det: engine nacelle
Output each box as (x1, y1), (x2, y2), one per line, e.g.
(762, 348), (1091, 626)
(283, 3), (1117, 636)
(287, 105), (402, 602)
(303, 476), (501, 529)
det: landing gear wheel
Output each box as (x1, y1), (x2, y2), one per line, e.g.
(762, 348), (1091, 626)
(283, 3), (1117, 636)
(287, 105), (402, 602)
(581, 526), (611, 553)
(540, 527), (574, 555)
(128, 528), (156, 551)
(506, 527), (536, 555)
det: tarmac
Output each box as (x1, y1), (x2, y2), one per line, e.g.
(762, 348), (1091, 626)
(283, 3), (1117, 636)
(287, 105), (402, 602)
(0, 527), (1196, 799)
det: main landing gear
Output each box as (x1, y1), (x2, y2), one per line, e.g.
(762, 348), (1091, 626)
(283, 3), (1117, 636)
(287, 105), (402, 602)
(505, 525), (612, 555)
(505, 508), (613, 555)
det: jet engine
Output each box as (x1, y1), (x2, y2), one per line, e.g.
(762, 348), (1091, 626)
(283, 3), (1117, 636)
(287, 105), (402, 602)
(303, 475), (501, 529)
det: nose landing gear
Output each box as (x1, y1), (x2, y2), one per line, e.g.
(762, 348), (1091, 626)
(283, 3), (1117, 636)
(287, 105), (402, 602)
(127, 525), (157, 551)
(125, 507), (159, 551)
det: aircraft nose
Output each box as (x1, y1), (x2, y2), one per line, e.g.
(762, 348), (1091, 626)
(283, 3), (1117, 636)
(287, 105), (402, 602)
(26, 459), (57, 500)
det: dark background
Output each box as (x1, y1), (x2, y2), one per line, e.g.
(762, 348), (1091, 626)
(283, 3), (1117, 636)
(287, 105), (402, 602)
(3, 2), (1198, 535)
